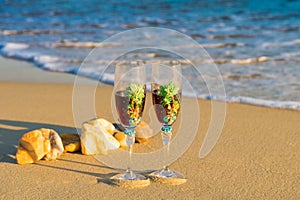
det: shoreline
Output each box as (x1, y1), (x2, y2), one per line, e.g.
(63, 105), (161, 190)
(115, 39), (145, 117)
(1, 55), (299, 111)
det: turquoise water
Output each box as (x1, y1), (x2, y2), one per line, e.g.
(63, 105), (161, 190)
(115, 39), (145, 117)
(0, 0), (300, 108)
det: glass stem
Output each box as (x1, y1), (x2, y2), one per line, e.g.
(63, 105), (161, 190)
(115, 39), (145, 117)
(127, 139), (133, 175)
(163, 139), (170, 171)
(125, 132), (135, 179)
(162, 129), (172, 172)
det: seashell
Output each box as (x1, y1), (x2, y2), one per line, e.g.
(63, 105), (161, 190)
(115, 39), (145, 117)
(88, 118), (115, 134)
(81, 120), (120, 155)
(16, 128), (64, 164)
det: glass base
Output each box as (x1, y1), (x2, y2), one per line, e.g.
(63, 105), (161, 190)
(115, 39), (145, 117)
(110, 171), (150, 188)
(111, 171), (148, 181)
(150, 168), (185, 179)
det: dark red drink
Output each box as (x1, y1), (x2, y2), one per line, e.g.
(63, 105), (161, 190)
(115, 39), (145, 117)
(115, 89), (146, 127)
(152, 89), (181, 125)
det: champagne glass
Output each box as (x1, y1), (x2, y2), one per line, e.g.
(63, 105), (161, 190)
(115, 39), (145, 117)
(111, 61), (147, 181)
(150, 61), (185, 179)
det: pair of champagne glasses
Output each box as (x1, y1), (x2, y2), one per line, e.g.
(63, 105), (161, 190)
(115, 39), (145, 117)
(112, 60), (184, 182)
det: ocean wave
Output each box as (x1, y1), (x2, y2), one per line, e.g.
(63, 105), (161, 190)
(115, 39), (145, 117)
(139, 17), (168, 26)
(0, 43), (68, 70)
(207, 34), (254, 39)
(1, 43), (29, 50)
(196, 94), (300, 111)
(191, 33), (253, 39)
(51, 41), (123, 49)
(0, 43), (33, 60)
(250, 12), (300, 21)
(290, 39), (300, 45)
(202, 42), (245, 49)
(261, 39), (300, 48)
(269, 26), (300, 33)
(215, 53), (300, 65)
(214, 56), (269, 64)
(122, 23), (143, 29)
(0, 42), (293, 68)
(197, 15), (232, 22)
(223, 74), (263, 80)
(33, 55), (60, 63)
(0, 29), (69, 35)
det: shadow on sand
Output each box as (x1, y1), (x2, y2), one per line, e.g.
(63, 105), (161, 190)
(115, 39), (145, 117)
(0, 119), (77, 163)
(34, 160), (118, 186)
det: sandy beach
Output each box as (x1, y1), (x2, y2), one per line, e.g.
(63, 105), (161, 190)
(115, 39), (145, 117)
(0, 57), (299, 199)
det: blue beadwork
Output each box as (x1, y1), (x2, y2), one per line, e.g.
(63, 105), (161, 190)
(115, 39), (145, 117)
(124, 129), (136, 136)
(161, 125), (172, 133)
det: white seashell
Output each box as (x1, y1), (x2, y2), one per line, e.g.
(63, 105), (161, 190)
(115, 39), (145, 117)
(81, 120), (120, 155)
(88, 118), (116, 134)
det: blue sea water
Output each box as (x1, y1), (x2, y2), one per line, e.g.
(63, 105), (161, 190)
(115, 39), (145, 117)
(0, 0), (300, 109)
